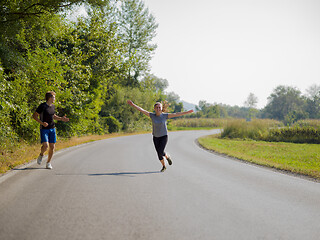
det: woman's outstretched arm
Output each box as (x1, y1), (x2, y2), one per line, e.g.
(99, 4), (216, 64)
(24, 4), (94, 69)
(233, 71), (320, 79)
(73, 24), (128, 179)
(127, 100), (150, 117)
(167, 110), (194, 119)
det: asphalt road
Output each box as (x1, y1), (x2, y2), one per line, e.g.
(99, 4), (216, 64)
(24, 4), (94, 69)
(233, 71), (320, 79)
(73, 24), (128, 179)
(0, 130), (320, 240)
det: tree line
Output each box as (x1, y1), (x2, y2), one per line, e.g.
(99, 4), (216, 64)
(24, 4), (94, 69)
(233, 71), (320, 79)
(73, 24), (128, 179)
(189, 84), (320, 125)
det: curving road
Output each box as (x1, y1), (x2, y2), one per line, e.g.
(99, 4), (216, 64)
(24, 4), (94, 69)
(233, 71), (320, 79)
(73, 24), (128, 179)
(0, 130), (320, 240)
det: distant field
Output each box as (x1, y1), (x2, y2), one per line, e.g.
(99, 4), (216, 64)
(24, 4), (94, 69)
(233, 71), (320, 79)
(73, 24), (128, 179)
(198, 134), (320, 180)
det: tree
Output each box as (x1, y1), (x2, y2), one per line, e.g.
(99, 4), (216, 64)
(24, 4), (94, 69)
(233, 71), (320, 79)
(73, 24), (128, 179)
(116, 0), (158, 86)
(263, 85), (308, 124)
(244, 93), (258, 108)
(166, 92), (183, 113)
(0, 0), (108, 68)
(305, 84), (320, 119)
(0, 0), (106, 25)
(196, 100), (220, 118)
(140, 74), (168, 92)
(244, 92), (258, 120)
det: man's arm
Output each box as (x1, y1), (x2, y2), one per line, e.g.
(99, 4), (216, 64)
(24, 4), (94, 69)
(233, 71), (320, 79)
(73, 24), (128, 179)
(53, 114), (69, 122)
(33, 112), (48, 127)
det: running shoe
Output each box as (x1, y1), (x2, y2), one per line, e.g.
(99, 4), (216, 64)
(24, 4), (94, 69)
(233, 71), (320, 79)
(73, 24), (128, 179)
(37, 154), (43, 165)
(46, 162), (53, 170)
(166, 154), (172, 165)
(160, 166), (166, 172)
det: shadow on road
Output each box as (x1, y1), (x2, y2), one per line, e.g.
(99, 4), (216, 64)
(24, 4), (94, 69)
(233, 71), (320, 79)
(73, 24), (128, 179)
(88, 171), (160, 176)
(13, 167), (46, 171)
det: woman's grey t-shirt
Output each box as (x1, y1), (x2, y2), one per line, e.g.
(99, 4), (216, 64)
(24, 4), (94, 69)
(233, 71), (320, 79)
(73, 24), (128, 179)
(149, 113), (169, 137)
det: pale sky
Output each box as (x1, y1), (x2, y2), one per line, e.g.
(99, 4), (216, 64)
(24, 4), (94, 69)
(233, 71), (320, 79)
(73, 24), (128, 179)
(143, 0), (320, 109)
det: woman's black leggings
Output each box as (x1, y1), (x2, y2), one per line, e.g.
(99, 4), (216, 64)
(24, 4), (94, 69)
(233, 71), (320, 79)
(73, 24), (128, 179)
(153, 135), (168, 160)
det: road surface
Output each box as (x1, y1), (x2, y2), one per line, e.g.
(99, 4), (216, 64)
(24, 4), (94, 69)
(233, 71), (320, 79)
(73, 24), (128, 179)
(0, 130), (319, 240)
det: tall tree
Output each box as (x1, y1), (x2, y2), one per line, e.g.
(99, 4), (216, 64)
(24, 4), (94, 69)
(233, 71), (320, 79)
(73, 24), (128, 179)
(116, 0), (158, 86)
(244, 93), (258, 108)
(244, 92), (258, 120)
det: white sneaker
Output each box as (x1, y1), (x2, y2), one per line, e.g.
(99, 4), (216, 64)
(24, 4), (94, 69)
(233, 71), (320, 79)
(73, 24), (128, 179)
(46, 163), (53, 169)
(37, 155), (43, 165)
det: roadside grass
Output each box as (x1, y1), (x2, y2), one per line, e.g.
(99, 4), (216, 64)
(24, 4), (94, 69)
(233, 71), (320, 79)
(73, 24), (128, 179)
(198, 134), (320, 180)
(168, 126), (215, 131)
(168, 118), (230, 129)
(0, 132), (148, 175)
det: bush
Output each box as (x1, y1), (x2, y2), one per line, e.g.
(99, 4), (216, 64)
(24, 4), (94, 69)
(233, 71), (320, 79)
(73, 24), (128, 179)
(266, 127), (320, 144)
(293, 119), (320, 128)
(221, 119), (282, 140)
(102, 116), (122, 133)
(220, 118), (320, 144)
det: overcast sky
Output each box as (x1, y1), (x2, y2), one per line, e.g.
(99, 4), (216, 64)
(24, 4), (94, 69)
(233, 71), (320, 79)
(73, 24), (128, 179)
(142, 0), (320, 108)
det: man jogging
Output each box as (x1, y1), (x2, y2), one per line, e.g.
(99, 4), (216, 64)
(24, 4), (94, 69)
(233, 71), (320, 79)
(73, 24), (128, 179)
(33, 91), (69, 169)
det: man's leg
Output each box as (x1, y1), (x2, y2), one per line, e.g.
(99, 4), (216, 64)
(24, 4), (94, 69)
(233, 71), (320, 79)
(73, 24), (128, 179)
(46, 128), (56, 164)
(37, 142), (48, 165)
(40, 142), (49, 155)
(47, 143), (55, 163)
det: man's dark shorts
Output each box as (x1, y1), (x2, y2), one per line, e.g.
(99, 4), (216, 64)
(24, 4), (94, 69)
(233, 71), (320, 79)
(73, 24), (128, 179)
(40, 128), (57, 143)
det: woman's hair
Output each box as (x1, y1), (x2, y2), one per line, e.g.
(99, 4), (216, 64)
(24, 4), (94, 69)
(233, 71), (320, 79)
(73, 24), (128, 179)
(154, 100), (170, 113)
(45, 91), (56, 101)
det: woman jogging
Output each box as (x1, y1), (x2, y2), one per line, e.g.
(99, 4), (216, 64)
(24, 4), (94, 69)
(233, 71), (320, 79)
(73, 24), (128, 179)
(127, 100), (193, 172)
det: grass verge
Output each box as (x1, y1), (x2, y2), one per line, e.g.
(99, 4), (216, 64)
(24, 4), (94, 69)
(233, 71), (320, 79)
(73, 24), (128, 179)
(198, 134), (320, 180)
(0, 131), (148, 175)
(168, 126), (215, 131)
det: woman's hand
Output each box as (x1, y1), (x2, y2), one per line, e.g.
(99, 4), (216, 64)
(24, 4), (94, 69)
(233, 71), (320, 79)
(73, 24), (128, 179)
(127, 100), (134, 106)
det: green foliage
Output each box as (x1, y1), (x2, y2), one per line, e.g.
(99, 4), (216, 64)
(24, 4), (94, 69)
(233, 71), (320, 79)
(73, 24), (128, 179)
(193, 100), (220, 118)
(262, 85), (308, 124)
(0, 0), (162, 152)
(217, 104), (250, 119)
(117, 0), (158, 85)
(140, 74), (168, 93)
(266, 127), (320, 144)
(221, 119), (283, 140)
(293, 119), (320, 128)
(220, 119), (320, 144)
(100, 86), (157, 131)
(0, 62), (19, 152)
(101, 116), (122, 133)
(305, 84), (320, 119)
(169, 118), (228, 129)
